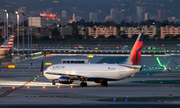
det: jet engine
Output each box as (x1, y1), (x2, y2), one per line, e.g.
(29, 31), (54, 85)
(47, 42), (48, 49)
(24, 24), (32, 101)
(59, 76), (73, 84)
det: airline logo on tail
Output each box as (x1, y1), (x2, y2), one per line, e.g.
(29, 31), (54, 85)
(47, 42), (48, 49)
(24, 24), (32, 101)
(120, 33), (144, 65)
(0, 34), (15, 51)
(130, 33), (143, 65)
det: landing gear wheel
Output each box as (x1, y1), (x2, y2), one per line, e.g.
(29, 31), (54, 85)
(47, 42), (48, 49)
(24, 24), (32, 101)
(80, 81), (87, 87)
(84, 82), (87, 87)
(52, 80), (56, 85)
(101, 81), (108, 87)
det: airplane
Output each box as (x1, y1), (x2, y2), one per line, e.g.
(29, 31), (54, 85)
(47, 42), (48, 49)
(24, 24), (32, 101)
(42, 33), (144, 87)
(0, 33), (15, 52)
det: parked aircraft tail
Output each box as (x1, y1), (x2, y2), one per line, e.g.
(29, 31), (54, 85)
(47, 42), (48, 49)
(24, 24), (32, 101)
(0, 33), (15, 51)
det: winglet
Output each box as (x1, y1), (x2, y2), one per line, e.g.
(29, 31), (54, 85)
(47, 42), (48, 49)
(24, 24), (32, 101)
(164, 58), (172, 72)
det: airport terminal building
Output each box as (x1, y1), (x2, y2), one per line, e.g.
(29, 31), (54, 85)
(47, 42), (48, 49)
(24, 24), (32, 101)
(120, 25), (160, 38)
(88, 26), (118, 38)
(28, 13), (69, 27)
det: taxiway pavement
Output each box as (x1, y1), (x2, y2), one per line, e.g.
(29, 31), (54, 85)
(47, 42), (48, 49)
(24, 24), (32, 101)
(0, 55), (180, 106)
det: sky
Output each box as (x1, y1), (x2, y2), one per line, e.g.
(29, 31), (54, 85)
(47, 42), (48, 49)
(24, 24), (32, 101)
(0, 0), (180, 22)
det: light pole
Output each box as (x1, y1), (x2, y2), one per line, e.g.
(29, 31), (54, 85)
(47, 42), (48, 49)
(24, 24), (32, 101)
(31, 16), (32, 54)
(3, 9), (8, 52)
(3, 9), (6, 51)
(6, 11), (9, 52)
(27, 15), (29, 57)
(11, 11), (14, 34)
(22, 13), (25, 55)
(16, 11), (19, 55)
(11, 11), (14, 56)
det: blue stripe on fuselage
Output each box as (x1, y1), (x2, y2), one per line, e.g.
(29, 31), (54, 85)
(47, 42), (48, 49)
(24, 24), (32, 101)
(89, 77), (119, 81)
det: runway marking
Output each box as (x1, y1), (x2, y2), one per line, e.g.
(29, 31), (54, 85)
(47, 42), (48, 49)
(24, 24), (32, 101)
(25, 95), (68, 98)
(0, 76), (39, 98)
(0, 87), (13, 89)
(0, 90), (13, 98)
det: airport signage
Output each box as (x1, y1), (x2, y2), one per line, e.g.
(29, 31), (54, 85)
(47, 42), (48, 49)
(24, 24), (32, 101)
(45, 63), (52, 65)
(5, 65), (15, 68)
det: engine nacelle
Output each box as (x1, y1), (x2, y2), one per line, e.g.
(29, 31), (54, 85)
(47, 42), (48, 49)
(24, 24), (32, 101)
(59, 76), (73, 84)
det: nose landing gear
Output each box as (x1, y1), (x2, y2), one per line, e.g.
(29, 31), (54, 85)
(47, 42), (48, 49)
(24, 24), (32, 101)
(52, 80), (56, 85)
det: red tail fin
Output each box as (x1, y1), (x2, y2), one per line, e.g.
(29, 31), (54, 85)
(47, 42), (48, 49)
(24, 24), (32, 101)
(0, 34), (15, 51)
(121, 33), (144, 65)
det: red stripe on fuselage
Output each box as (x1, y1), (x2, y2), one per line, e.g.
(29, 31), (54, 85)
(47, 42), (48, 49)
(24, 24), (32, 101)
(0, 47), (12, 49)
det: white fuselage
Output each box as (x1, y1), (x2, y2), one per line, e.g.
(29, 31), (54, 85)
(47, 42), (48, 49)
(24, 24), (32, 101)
(44, 64), (141, 81)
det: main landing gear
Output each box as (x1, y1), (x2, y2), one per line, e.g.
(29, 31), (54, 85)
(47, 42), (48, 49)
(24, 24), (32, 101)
(101, 81), (108, 87)
(80, 81), (87, 87)
(52, 80), (56, 85)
